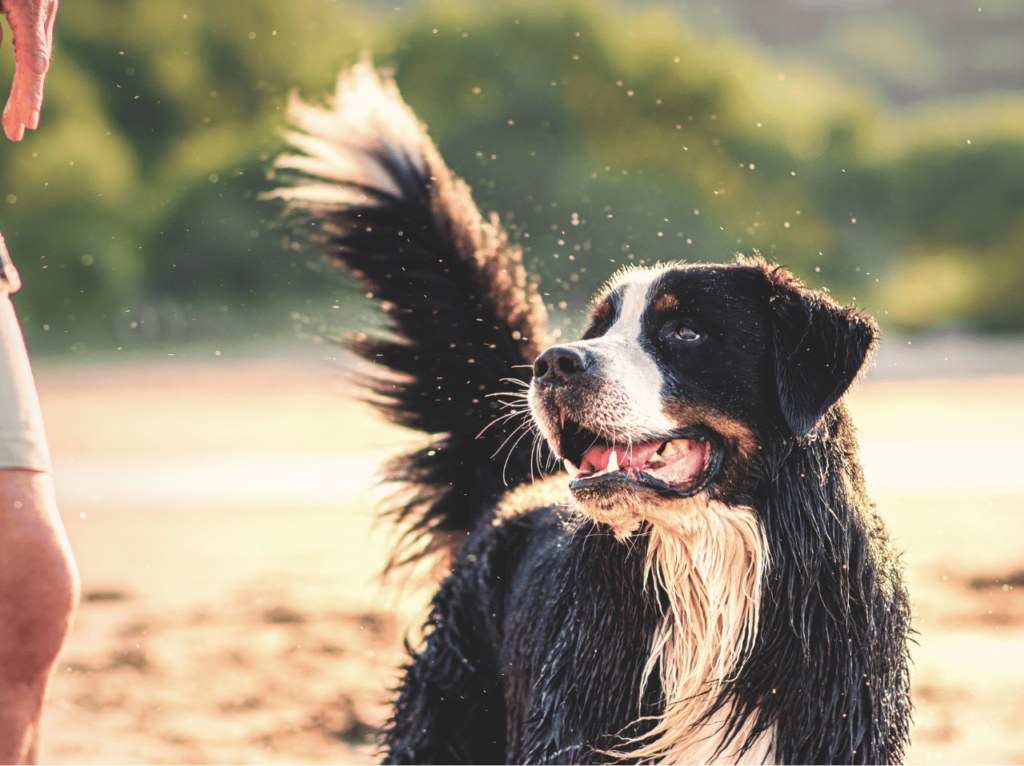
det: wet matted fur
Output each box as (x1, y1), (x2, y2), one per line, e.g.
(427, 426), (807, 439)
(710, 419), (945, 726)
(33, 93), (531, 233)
(272, 63), (912, 764)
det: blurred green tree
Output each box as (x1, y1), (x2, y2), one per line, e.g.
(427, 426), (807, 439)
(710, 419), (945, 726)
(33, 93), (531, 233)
(1, 0), (1022, 353)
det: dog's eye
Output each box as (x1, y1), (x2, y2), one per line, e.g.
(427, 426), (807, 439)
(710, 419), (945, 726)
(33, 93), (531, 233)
(675, 326), (701, 341)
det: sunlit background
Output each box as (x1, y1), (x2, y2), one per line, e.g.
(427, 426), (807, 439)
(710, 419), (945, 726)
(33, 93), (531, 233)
(7, 0), (1023, 763)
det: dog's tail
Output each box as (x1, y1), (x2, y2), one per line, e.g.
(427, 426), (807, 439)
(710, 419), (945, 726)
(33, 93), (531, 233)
(270, 62), (550, 565)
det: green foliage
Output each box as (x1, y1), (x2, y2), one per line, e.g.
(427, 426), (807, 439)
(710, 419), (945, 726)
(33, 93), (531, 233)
(2, 0), (1023, 353)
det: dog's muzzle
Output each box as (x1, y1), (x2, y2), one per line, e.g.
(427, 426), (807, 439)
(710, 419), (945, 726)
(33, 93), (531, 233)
(530, 345), (722, 499)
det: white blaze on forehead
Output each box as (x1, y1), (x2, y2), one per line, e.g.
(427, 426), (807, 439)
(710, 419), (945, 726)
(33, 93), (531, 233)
(610, 270), (659, 329)
(580, 270), (676, 437)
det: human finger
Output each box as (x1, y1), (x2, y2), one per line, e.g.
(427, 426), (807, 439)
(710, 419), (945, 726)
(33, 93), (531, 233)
(1, 0), (58, 141)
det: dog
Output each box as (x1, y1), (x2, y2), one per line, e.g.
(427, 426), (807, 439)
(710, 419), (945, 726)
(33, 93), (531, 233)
(272, 63), (912, 764)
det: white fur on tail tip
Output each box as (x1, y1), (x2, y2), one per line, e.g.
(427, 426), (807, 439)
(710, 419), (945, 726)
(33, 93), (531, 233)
(613, 499), (775, 764)
(271, 61), (427, 204)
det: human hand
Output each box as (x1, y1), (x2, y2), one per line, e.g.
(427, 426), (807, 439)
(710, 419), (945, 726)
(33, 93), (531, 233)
(0, 0), (58, 141)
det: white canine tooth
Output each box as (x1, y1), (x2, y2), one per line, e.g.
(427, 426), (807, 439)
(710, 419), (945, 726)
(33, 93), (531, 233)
(662, 440), (679, 456)
(564, 459), (580, 478)
(559, 409), (566, 428)
(608, 450), (619, 472)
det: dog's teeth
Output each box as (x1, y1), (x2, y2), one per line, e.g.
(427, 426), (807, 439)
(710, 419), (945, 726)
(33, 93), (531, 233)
(564, 459), (580, 478)
(608, 450), (619, 472)
(662, 440), (680, 456)
(559, 409), (566, 428)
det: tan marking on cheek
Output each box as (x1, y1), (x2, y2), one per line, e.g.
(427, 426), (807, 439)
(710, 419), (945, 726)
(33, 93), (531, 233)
(654, 293), (679, 313)
(661, 401), (759, 464)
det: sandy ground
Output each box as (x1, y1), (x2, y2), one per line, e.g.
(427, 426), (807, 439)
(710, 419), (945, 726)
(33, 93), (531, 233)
(23, 341), (1024, 764)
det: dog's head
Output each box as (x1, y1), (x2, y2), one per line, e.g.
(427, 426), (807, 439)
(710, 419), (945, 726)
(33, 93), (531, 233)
(527, 257), (877, 536)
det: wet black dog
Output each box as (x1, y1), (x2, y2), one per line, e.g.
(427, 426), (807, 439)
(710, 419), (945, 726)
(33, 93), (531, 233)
(273, 63), (912, 764)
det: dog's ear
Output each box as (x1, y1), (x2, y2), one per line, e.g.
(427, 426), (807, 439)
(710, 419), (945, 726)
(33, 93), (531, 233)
(770, 288), (878, 437)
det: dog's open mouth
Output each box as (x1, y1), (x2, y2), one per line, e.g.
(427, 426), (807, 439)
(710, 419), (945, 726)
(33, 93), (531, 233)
(558, 416), (722, 498)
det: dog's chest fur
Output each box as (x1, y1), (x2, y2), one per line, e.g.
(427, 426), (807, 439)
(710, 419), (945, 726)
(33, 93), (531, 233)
(493, 484), (773, 764)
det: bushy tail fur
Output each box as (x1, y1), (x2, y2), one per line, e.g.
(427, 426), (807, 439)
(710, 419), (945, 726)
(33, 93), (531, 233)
(271, 62), (550, 564)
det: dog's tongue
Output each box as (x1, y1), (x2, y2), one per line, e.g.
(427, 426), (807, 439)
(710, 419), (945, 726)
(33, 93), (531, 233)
(645, 440), (708, 485)
(580, 442), (663, 473)
(579, 439), (709, 486)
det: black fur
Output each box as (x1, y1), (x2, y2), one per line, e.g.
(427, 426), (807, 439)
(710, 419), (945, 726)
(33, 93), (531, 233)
(386, 511), (668, 764)
(275, 65), (911, 764)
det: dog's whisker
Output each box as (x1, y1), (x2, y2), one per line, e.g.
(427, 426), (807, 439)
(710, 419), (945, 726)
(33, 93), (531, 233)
(530, 434), (546, 483)
(503, 427), (537, 486)
(492, 388), (530, 398)
(487, 390), (525, 400)
(493, 383), (532, 395)
(498, 375), (532, 387)
(476, 410), (528, 440)
(491, 418), (534, 462)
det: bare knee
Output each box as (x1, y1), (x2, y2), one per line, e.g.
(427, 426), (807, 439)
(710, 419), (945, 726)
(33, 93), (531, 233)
(0, 470), (79, 762)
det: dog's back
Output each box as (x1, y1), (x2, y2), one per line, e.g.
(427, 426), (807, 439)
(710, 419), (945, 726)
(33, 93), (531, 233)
(273, 64), (912, 765)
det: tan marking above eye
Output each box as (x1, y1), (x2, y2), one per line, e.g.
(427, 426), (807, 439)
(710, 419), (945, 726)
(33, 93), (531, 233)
(590, 298), (612, 326)
(654, 293), (679, 312)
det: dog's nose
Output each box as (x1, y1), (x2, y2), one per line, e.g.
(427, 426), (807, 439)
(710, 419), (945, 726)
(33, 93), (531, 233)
(533, 345), (591, 385)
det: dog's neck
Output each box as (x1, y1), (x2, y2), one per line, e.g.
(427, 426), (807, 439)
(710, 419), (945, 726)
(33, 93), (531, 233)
(611, 498), (774, 764)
